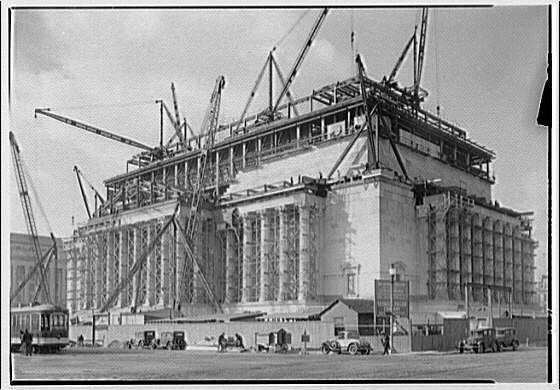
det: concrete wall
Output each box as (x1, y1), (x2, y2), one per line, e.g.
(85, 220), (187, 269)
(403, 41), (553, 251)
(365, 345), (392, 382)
(322, 179), (380, 299)
(378, 179), (420, 295)
(379, 138), (492, 199)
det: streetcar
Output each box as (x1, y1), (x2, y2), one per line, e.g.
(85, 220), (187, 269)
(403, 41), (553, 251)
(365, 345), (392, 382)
(10, 304), (69, 353)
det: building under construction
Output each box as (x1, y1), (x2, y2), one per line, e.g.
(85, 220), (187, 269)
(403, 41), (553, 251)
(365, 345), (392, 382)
(55, 9), (538, 324)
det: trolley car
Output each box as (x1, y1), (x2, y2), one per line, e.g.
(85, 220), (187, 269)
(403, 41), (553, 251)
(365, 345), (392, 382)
(10, 304), (69, 353)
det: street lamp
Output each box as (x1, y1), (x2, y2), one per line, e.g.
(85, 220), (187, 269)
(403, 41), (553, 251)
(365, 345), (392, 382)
(389, 264), (396, 355)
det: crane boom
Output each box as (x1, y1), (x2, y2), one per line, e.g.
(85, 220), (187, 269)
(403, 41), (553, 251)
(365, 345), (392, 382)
(271, 8), (328, 114)
(414, 7), (429, 99)
(10, 131), (52, 303)
(270, 54), (299, 116)
(171, 83), (182, 129)
(34, 108), (153, 151)
(74, 165), (105, 218)
(235, 54), (271, 132)
(74, 166), (91, 219)
(387, 31), (416, 83)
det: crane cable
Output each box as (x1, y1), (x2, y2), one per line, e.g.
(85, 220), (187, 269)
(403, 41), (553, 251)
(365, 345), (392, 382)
(21, 157), (54, 236)
(273, 10), (311, 50)
(350, 10), (356, 75)
(433, 9), (441, 116)
(48, 100), (154, 112)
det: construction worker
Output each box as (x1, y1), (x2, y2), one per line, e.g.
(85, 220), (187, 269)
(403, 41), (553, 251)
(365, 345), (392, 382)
(218, 332), (227, 352)
(235, 333), (245, 350)
(382, 333), (390, 356)
(23, 329), (32, 356)
(19, 331), (26, 355)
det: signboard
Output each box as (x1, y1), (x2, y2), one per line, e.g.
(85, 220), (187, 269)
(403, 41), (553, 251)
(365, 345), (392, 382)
(375, 279), (410, 318)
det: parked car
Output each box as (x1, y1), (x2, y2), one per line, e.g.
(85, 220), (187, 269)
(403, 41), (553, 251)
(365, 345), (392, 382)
(495, 327), (520, 351)
(134, 330), (157, 349)
(321, 330), (372, 355)
(460, 327), (500, 353)
(158, 331), (187, 350)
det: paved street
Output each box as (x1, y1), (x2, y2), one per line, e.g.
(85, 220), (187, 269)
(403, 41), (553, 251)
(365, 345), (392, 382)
(11, 346), (546, 382)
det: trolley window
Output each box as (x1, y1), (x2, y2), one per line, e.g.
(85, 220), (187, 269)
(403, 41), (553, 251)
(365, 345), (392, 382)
(41, 314), (50, 330)
(31, 314), (40, 331)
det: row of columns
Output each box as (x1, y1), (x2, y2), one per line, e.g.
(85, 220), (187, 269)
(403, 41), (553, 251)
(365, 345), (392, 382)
(429, 204), (536, 304)
(72, 217), (183, 312)
(225, 204), (313, 305)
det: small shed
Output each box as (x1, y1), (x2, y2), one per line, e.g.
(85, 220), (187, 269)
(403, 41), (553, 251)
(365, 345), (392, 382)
(318, 299), (374, 336)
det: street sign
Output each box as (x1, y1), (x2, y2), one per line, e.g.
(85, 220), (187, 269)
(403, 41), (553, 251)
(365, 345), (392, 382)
(375, 279), (410, 318)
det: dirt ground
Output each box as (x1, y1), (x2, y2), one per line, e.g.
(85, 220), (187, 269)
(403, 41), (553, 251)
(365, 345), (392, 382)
(11, 345), (547, 383)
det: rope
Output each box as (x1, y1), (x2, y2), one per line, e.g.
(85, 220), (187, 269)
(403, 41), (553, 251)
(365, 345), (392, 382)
(273, 10), (311, 50)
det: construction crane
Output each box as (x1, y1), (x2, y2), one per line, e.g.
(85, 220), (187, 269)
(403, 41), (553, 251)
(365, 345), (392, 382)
(34, 108), (154, 152)
(99, 77), (226, 314)
(74, 165), (105, 219)
(413, 7), (429, 106)
(269, 8), (328, 118)
(10, 131), (53, 304)
(180, 75), (226, 311)
(384, 30), (416, 85)
(236, 50), (300, 130)
(328, 54), (409, 181)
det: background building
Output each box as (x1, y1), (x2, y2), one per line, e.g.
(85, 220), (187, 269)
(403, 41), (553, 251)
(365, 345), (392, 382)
(10, 232), (67, 308)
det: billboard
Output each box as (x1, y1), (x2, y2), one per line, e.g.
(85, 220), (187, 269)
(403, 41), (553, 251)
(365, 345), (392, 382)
(374, 279), (410, 318)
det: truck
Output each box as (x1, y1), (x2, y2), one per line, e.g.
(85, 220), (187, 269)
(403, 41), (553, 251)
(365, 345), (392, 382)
(321, 330), (372, 355)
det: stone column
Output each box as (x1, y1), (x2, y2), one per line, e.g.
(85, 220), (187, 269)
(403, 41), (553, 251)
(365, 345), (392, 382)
(503, 223), (513, 303)
(129, 227), (137, 308)
(144, 224), (153, 307)
(225, 228), (237, 304)
(95, 234), (105, 309)
(512, 227), (522, 304)
(175, 223), (185, 309)
(447, 207), (460, 300)
(298, 205), (310, 302)
(460, 210), (472, 301)
(471, 214), (483, 302)
(161, 225), (171, 306)
(260, 209), (272, 302)
(278, 206), (288, 302)
(241, 214), (251, 303)
(493, 220), (503, 303)
(483, 217), (494, 291)
(119, 229), (128, 308)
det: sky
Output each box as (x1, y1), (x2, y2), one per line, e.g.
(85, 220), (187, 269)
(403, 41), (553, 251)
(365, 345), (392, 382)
(6, 6), (549, 276)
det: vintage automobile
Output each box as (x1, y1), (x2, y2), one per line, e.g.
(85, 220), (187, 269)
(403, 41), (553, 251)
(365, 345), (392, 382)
(133, 330), (157, 349)
(321, 330), (372, 355)
(495, 327), (520, 351)
(460, 327), (500, 353)
(158, 331), (187, 350)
